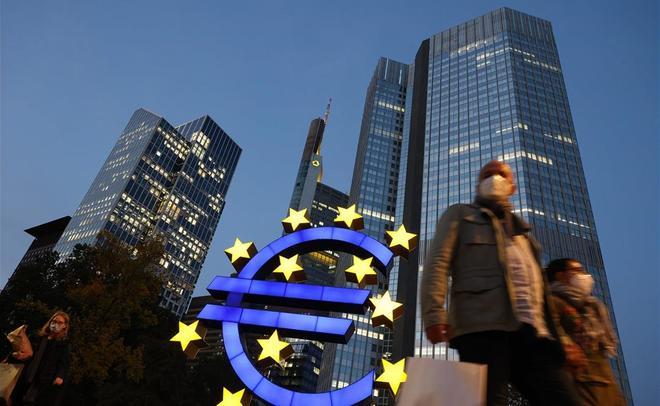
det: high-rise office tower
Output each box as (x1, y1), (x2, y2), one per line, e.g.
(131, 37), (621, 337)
(287, 109), (349, 286)
(270, 109), (349, 392)
(391, 8), (632, 403)
(53, 108), (241, 317)
(289, 116), (325, 213)
(3, 216), (72, 299)
(14, 216), (71, 269)
(318, 59), (408, 403)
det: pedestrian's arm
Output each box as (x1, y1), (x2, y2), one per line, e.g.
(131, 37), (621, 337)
(54, 343), (71, 383)
(596, 301), (618, 357)
(548, 296), (578, 347)
(548, 296), (587, 369)
(421, 205), (460, 331)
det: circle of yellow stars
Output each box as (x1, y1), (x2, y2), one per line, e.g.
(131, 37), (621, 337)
(186, 205), (417, 402)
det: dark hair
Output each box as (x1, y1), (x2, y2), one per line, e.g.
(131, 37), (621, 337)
(546, 258), (579, 282)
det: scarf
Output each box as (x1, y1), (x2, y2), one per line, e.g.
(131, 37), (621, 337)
(550, 281), (617, 356)
(475, 196), (517, 237)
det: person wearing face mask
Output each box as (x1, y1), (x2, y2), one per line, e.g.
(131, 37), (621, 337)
(546, 259), (625, 405)
(10, 311), (71, 406)
(420, 160), (580, 405)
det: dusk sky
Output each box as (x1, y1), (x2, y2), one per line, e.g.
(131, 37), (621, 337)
(1, 1), (657, 404)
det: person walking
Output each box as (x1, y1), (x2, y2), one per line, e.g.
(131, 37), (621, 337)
(10, 311), (71, 406)
(420, 160), (580, 406)
(546, 258), (625, 405)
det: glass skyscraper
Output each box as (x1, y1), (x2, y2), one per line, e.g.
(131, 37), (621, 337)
(53, 108), (241, 317)
(319, 58), (408, 404)
(390, 8), (632, 404)
(271, 113), (349, 392)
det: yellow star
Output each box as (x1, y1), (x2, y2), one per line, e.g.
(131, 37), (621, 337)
(272, 254), (306, 282)
(368, 291), (404, 329)
(385, 225), (418, 258)
(217, 387), (245, 406)
(376, 358), (407, 395)
(171, 320), (202, 351)
(170, 320), (207, 359)
(224, 238), (257, 270)
(333, 204), (364, 230)
(282, 208), (311, 233)
(256, 330), (293, 367)
(344, 256), (377, 287)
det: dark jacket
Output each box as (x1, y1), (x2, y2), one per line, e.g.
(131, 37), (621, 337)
(12, 336), (70, 406)
(420, 203), (564, 344)
(25, 336), (70, 386)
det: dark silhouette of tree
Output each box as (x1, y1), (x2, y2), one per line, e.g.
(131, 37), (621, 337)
(1, 234), (242, 405)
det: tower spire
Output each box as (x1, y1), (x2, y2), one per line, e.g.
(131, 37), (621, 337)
(322, 97), (332, 125)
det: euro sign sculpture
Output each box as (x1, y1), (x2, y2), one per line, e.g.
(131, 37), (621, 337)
(183, 207), (417, 405)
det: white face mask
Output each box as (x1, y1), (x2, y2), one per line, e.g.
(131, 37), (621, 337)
(50, 322), (64, 334)
(570, 273), (594, 296)
(478, 175), (513, 200)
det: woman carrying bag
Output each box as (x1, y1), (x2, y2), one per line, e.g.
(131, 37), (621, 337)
(10, 311), (71, 406)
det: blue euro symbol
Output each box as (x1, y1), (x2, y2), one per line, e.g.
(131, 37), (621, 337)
(197, 227), (393, 406)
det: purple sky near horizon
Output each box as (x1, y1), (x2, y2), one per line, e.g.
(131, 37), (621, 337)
(1, 1), (657, 404)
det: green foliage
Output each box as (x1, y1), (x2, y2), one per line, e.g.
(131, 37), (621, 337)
(0, 235), (240, 405)
(66, 235), (165, 384)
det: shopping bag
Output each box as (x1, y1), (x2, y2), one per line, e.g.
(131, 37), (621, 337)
(7, 325), (32, 359)
(0, 363), (24, 404)
(396, 357), (487, 406)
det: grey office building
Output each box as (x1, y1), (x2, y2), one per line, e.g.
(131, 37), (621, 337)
(390, 8), (632, 404)
(318, 58), (408, 404)
(271, 113), (349, 392)
(53, 108), (241, 317)
(3, 216), (72, 298)
(14, 216), (71, 269)
(287, 115), (349, 286)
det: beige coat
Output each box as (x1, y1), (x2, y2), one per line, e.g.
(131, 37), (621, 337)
(420, 203), (560, 341)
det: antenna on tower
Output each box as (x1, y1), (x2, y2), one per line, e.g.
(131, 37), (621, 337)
(322, 98), (332, 125)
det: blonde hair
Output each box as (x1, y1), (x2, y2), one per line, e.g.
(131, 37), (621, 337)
(39, 311), (70, 340)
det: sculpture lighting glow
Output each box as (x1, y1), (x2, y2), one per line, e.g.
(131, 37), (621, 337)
(194, 224), (414, 405)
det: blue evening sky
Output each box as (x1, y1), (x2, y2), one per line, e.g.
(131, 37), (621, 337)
(1, 1), (657, 404)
